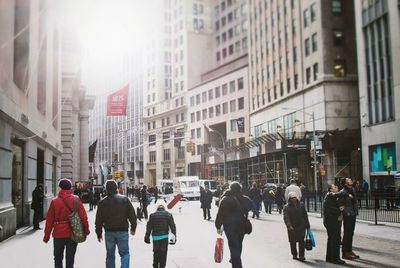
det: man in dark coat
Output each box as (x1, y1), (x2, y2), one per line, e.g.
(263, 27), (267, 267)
(200, 185), (213, 220)
(95, 180), (137, 268)
(339, 178), (360, 260)
(283, 192), (310, 262)
(145, 200), (177, 268)
(249, 183), (262, 219)
(215, 182), (253, 268)
(262, 187), (275, 214)
(88, 188), (94, 211)
(324, 184), (346, 265)
(31, 184), (44, 230)
(140, 185), (150, 220)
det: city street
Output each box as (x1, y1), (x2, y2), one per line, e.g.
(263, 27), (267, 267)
(1, 199), (399, 268)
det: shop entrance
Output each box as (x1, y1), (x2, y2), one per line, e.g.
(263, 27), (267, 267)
(11, 139), (24, 228)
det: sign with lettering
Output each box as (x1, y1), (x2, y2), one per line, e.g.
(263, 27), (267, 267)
(107, 85), (129, 116)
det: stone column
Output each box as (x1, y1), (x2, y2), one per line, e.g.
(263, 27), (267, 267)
(79, 111), (90, 181)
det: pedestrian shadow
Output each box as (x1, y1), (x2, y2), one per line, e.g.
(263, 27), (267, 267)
(351, 258), (399, 268)
(313, 259), (362, 268)
(352, 246), (399, 259)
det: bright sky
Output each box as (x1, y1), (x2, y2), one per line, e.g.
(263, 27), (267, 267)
(58, 0), (148, 94)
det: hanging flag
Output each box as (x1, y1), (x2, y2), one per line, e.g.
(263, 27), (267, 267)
(107, 85), (129, 116)
(88, 139), (97, 163)
(236, 117), (245, 133)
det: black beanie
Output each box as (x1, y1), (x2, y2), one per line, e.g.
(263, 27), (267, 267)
(105, 180), (118, 195)
(59, 178), (72, 190)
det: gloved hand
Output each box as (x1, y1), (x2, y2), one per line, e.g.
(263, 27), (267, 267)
(144, 237), (150, 244)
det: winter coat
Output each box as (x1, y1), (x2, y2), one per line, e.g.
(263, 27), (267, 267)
(249, 187), (262, 202)
(200, 190), (213, 209)
(44, 190), (90, 241)
(275, 187), (285, 206)
(95, 193), (137, 238)
(338, 187), (358, 217)
(323, 192), (342, 225)
(31, 187), (44, 210)
(283, 201), (310, 243)
(145, 207), (176, 240)
(262, 188), (275, 203)
(215, 190), (253, 234)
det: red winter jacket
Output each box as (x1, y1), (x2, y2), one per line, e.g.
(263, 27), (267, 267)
(44, 190), (90, 242)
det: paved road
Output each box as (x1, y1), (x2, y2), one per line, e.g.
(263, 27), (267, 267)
(1, 199), (400, 268)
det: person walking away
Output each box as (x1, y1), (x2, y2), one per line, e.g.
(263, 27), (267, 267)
(88, 188), (94, 211)
(215, 182), (253, 268)
(93, 190), (101, 210)
(361, 178), (369, 208)
(262, 187), (275, 214)
(324, 184), (346, 265)
(145, 200), (177, 268)
(140, 185), (150, 220)
(95, 180), (137, 268)
(285, 179), (302, 203)
(275, 186), (285, 214)
(339, 178), (360, 260)
(249, 183), (262, 219)
(43, 178), (90, 268)
(200, 185), (213, 220)
(32, 184), (44, 230)
(283, 192), (310, 262)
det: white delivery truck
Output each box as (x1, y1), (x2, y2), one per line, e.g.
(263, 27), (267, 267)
(173, 176), (201, 200)
(199, 179), (218, 193)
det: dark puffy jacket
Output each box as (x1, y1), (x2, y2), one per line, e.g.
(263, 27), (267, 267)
(44, 190), (90, 241)
(215, 191), (253, 233)
(249, 187), (262, 202)
(145, 207), (176, 239)
(32, 187), (44, 210)
(338, 187), (358, 217)
(323, 192), (341, 221)
(283, 201), (310, 243)
(95, 193), (137, 238)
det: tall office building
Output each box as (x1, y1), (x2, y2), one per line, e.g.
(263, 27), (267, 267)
(245, 0), (361, 188)
(355, 0), (400, 188)
(143, 0), (214, 185)
(0, 0), (62, 241)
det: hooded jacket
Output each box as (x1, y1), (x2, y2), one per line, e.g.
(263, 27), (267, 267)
(44, 190), (90, 241)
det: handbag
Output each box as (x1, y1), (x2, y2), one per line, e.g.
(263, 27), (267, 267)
(233, 197), (252, 235)
(305, 237), (313, 251)
(214, 235), (224, 263)
(60, 197), (87, 243)
(305, 228), (315, 251)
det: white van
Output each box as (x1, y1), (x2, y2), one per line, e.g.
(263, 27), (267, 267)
(199, 179), (218, 193)
(158, 179), (174, 195)
(173, 176), (201, 200)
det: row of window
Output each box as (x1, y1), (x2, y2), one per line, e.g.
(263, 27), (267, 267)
(149, 146), (186, 162)
(304, 33), (318, 57)
(190, 97), (245, 123)
(216, 22), (247, 45)
(216, 38), (247, 61)
(190, 78), (244, 106)
(146, 112), (185, 131)
(303, 3), (317, 28)
(215, 1), (245, 17)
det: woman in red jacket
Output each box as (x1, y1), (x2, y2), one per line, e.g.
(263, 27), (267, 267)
(43, 178), (90, 268)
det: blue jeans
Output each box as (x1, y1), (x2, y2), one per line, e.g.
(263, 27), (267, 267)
(105, 231), (130, 268)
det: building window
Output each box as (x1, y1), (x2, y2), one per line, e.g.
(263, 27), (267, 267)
(283, 112), (296, 139)
(334, 59), (346, 77)
(163, 132), (170, 144)
(230, 119), (237, 132)
(216, 51), (221, 61)
(196, 111), (201, 121)
(208, 89), (214, 100)
(313, 63), (318, 81)
(305, 38), (310, 56)
(215, 86), (220, 98)
(230, 100), (236, 112)
(238, 97), (244, 110)
(196, 94), (200, 104)
(181, 113), (185, 122)
(229, 81), (235, 93)
(223, 102), (228, 114)
(166, 117), (170, 125)
(176, 114), (179, 123)
(163, 149), (170, 161)
(222, 84), (228, 95)
(191, 113), (195, 123)
(196, 128), (201, 138)
(303, 9), (310, 27)
(191, 129), (195, 139)
(238, 78), (244, 90)
(216, 104), (221, 116)
(202, 92), (207, 103)
(267, 119), (277, 134)
(147, 122), (151, 130)
(333, 29), (344, 46)
(197, 145), (202, 155)
(287, 78), (291, 93)
(312, 33), (317, 52)
(209, 107), (214, 118)
(332, 0), (342, 14)
(306, 67), (311, 84)
(178, 146), (185, 159)
(149, 151), (156, 163)
(229, 44), (234, 54)
(202, 109), (207, 120)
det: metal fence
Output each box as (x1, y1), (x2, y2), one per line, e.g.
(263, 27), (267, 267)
(301, 191), (400, 224)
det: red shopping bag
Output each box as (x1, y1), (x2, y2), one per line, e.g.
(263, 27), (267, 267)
(214, 236), (223, 263)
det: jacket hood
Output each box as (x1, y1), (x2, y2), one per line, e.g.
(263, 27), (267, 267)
(58, 189), (73, 198)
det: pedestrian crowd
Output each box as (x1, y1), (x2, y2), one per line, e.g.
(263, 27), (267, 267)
(34, 176), (361, 268)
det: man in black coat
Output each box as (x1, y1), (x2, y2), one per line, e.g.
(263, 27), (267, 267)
(215, 182), (253, 268)
(140, 185), (150, 219)
(339, 178), (360, 260)
(95, 180), (137, 268)
(145, 201), (177, 268)
(31, 184), (44, 230)
(200, 185), (213, 220)
(249, 183), (262, 219)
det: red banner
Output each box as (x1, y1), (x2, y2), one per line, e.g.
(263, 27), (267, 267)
(107, 85), (129, 116)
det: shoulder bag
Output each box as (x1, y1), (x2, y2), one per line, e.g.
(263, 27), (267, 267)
(233, 197), (252, 235)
